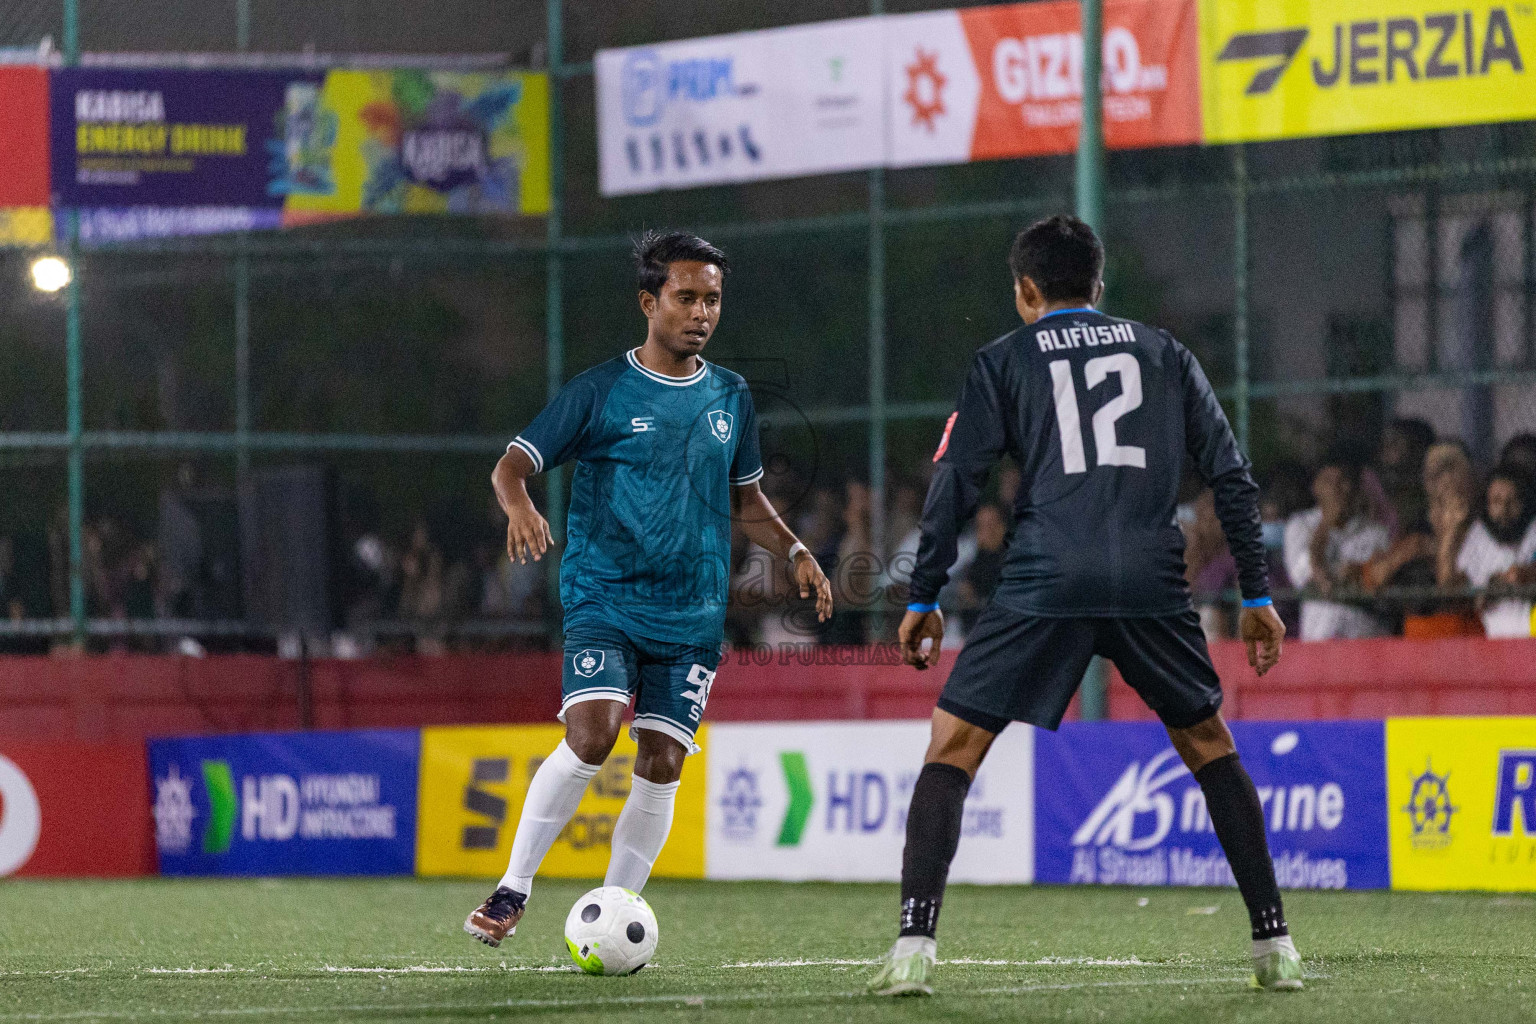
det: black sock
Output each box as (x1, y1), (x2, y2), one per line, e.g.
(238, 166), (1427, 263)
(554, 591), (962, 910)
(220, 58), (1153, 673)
(898, 762), (972, 938)
(1194, 752), (1288, 940)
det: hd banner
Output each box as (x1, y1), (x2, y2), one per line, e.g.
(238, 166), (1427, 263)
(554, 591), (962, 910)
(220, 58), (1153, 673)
(705, 721), (1034, 882)
(415, 724), (707, 880)
(50, 67), (548, 240)
(1387, 717), (1536, 891)
(148, 729), (419, 876)
(1036, 721), (1389, 890)
(1199, 1), (1536, 143)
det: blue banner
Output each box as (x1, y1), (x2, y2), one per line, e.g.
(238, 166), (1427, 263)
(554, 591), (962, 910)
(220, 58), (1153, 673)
(1035, 721), (1388, 890)
(148, 729), (419, 876)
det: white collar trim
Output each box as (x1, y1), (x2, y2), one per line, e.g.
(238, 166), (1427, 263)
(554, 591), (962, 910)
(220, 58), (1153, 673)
(627, 347), (707, 386)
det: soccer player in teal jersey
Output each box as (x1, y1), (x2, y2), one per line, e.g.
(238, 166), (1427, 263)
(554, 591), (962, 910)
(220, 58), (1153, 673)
(465, 231), (833, 946)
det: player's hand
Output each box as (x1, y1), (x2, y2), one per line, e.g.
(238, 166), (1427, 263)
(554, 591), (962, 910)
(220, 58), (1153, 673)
(505, 502), (553, 564)
(1239, 603), (1285, 677)
(899, 609), (945, 670)
(793, 550), (833, 622)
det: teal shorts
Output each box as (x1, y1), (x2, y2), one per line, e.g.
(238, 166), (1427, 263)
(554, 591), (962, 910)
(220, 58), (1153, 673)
(561, 622), (720, 754)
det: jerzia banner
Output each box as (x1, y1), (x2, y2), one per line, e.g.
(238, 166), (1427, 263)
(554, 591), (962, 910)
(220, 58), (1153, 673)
(1199, 1), (1535, 143)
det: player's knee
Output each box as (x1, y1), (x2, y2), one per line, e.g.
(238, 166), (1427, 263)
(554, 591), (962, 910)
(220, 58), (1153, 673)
(634, 732), (686, 784)
(1166, 712), (1236, 773)
(564, 721), (621, 765)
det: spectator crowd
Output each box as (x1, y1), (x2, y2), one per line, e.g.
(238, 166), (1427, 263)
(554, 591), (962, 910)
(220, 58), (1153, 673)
(5, 423), (1536, 653)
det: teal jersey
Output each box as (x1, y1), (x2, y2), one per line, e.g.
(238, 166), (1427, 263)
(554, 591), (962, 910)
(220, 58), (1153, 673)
(510, 348), (763, 645)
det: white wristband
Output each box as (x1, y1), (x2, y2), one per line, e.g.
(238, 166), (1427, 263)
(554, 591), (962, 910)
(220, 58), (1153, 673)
(787, 541), (809, 562)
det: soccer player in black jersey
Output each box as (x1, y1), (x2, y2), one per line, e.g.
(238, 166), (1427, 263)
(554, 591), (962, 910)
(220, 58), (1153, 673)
(867, 216), (1300, 996)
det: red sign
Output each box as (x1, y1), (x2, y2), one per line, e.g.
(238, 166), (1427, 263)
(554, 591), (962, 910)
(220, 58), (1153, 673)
(0, 743), (153, 877)
(888, 0), (1200, 167)
(0, 67), (50, 206)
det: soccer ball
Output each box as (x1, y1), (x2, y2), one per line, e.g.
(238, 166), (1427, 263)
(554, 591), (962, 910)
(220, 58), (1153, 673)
(563, 886), (659, 976)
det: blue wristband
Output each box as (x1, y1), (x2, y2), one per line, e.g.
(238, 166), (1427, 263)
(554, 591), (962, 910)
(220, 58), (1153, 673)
(906, 602), (939, 613)
(1241, 596), (1274, 608)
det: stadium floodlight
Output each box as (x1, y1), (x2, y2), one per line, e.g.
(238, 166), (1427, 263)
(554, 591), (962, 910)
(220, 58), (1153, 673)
(30, 255), (71, 293)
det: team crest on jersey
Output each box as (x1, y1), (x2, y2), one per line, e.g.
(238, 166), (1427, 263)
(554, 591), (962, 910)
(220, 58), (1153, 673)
(573, 649), (605, 678)
(706, 409), (733, 444)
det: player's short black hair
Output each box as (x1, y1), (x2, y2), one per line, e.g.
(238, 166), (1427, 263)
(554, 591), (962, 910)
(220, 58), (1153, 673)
(633, 230), (729, 297)
(1007, 215), (1104, 301)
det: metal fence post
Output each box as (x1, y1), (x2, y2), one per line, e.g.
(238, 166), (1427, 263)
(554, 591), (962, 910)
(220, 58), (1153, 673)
(1233, 143), (1251, 455)
(1075, 0), (1107, 719)
(63, 0), (85, 645)
(544, 0), (567, 632)
(1075, 0), (1104, 234)
(868, 169), (886, 565)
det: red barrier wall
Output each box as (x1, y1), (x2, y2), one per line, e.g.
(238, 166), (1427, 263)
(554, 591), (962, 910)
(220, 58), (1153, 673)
(1107, 637), (1536, 721)
(2, 637), (1534, 743)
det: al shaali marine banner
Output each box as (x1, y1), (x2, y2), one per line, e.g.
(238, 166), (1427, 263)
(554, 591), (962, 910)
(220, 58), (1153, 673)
(1199, 1), (1536, 143)
(1035, 721), (1389, 890)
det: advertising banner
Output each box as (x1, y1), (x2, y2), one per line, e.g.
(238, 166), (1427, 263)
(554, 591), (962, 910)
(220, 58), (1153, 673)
(148, 729), (419, 876)
(0, 66), (51, 207)
(1036, 721), (1388, 889)
(1199, 1), (1536, 144)
(50, 68), (548, 234)
(1388, 716), (1536, 891)
(887, 0), (1201, 168)
(594, 17), (886, 196)
(415, 724), (707, 880)
(280, 70), (549, 220)
(705, 721), (1034, 882)
(0, 743), (153, 877)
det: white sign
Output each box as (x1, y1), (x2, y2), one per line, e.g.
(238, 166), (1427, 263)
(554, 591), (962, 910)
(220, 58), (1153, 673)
(595, 18), (885, 196)
(706, 721), (1034, 883)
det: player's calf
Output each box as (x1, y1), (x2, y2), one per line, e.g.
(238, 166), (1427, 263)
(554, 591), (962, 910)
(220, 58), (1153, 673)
(463, 887), (526, 947)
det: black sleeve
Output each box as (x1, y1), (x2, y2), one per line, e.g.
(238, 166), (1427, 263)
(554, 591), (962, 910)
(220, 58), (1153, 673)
(1174, 336), (1270, 602)
(908, 352), (1009, 607)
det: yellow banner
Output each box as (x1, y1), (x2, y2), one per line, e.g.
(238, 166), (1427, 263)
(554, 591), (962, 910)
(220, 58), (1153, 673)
(416, 724), (706, 880)
(0, 207), (53, 247)
(1388, 717), (1536, 891)
(1200, 1), (1536, 143)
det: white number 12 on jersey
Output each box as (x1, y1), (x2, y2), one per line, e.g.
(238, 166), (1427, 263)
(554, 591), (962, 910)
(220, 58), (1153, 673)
(1049, 354), (1147, 475)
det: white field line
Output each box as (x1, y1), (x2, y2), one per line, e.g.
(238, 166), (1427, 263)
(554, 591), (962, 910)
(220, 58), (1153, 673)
(0, 973), (1278, 1022)
(4, 955), (1187, 979)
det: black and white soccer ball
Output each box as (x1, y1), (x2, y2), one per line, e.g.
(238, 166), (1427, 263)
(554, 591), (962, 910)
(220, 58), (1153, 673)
(564, 886), (659, 976)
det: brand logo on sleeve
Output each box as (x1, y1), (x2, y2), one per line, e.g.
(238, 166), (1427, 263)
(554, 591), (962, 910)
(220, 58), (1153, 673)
(933, 411), (958, 462)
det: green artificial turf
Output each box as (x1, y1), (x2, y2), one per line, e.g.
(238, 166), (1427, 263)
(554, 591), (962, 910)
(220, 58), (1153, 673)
(0, 878), (1530, 1022)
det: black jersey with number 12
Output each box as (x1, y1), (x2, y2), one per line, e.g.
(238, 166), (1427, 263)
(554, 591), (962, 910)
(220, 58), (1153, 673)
(908, 308), (1269, 617)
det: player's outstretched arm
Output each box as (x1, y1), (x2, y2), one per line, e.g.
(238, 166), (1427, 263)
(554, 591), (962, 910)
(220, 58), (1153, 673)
(1239, 603), (1285, 677)
(492, 447), (553, 564)
(730, 481), (832, 622)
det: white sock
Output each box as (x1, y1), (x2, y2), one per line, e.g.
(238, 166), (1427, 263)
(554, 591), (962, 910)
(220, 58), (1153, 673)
(892, 935), (937, 961)
(499, 739), (601, 896)
(603, 774), (680, 892)
(1252, 934), (1298, 959)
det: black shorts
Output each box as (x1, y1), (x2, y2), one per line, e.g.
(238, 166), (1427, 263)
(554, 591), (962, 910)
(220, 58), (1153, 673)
(937, 603), (1222, 732)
